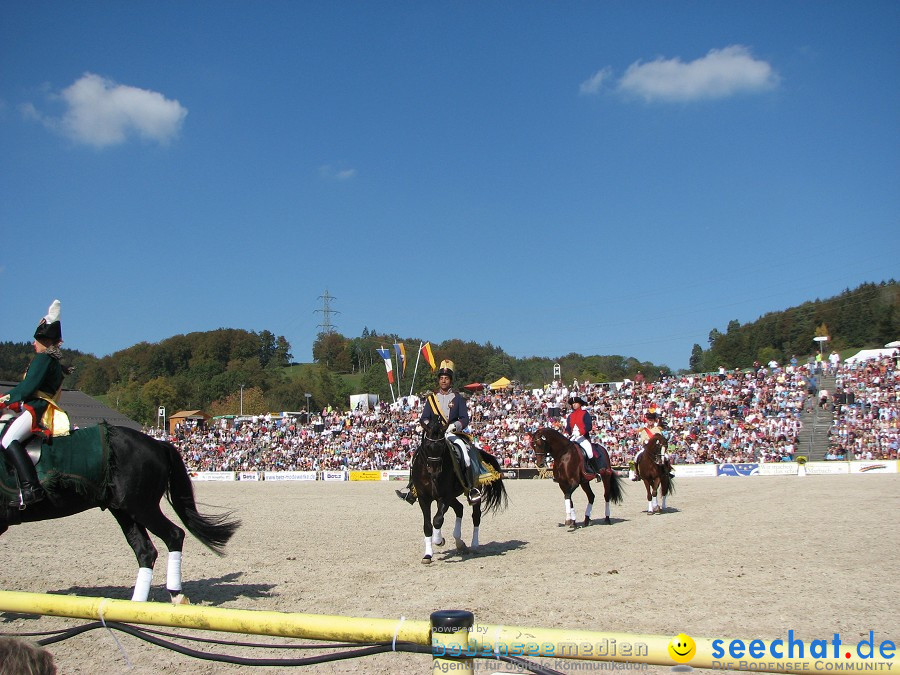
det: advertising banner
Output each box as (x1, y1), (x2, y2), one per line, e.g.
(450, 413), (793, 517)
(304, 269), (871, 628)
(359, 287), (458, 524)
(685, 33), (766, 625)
(238, 471), (260, 481)
(672, 464), (718, 478)
(189, 471), (237, 482)
(322, 470), (348, 481)
(349, 470), (382, 481)
(263, 471), (317, 481)
(717, 463), (759, 477)
(758, 463), (798, 476)
(381, 471), (410, 481)
(804, 462), (850, 475)
(849, 461), (898, 474)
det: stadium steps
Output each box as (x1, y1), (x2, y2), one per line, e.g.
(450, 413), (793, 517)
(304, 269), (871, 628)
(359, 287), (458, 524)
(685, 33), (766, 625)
(797, 372), (836, 461)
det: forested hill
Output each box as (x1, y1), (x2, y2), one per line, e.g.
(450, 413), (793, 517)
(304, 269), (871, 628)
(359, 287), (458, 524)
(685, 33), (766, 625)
(1, 280), (895, 426)
(691, 280), (898, 371)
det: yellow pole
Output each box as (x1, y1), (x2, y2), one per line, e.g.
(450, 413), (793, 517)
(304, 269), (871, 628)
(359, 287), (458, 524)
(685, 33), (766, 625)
(0, 591), (894, 673)
(0, 590), (429, 645)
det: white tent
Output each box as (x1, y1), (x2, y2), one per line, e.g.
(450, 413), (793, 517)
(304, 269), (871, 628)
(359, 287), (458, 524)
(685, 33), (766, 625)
(844, 348), (897, 364)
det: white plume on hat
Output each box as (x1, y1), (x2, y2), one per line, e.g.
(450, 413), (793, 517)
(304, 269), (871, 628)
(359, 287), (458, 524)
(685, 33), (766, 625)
(45, 299), (61, 324)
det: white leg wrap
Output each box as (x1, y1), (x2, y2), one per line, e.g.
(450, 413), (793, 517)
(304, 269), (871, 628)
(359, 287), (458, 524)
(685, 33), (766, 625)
(584, 503), (593, 518)
(471, 527), (479, 549)
(132, 567), (153, 602)
(605, 502), (611, 518)
(661, 496), (667, 510)
(424, 536), (433, 558)
(648, 500), (654, 513)
(432, 527), (443, 545)
(564, 499), (572, 518)
(453, 517), (462, 541)
(166, 551), (183, 592)
(651, 496), (658, 510)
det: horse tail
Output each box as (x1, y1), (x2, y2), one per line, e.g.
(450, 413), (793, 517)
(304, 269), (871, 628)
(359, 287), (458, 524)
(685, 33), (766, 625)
(478, 450), (508, 517)
(164, 442), (241, 556)
(662, 471), (675, 497)
(607, 469), (624, 504)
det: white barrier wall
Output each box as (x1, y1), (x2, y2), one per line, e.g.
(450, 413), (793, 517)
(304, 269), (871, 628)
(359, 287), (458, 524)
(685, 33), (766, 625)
(188, 462), (898, 482)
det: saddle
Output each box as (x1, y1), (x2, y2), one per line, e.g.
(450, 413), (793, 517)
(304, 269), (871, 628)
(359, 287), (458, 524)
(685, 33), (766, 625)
(578, 443), (609, 482)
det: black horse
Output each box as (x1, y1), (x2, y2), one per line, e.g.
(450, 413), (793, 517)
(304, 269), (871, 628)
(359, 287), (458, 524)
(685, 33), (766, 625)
(0, 414), (240, 602)
(411, 416), (507, 564)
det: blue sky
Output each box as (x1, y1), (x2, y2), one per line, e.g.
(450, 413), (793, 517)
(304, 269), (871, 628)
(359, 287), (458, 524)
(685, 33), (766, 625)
(1, 2), (897, 370)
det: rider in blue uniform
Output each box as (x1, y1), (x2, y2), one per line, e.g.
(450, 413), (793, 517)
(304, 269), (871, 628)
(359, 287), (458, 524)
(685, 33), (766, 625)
(396, 360), (483, 505)
(0, 300), (71, 508)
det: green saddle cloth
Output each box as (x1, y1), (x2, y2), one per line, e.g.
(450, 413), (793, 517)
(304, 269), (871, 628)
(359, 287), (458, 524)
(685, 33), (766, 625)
(0, 424), (111, 503)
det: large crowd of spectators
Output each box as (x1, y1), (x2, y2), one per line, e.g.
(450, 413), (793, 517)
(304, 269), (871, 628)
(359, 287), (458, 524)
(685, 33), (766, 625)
(146, 352), (898, 472)
(827, 353), (898, 460)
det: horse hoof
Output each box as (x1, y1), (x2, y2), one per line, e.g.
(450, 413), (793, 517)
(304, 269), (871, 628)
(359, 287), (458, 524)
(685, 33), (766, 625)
(434, 537), (445, 547)
(604, 517), (611, 525)
(421, 555), (433, 565)
(654, 507), (662, 514)
(582, 518), (590, 527)
(456, 542), (469, 553)
(170, 593), (190, 605)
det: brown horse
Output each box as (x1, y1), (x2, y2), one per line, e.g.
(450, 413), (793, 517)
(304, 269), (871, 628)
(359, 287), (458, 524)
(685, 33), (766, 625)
(531, 428), (623, 530)
(636, 433), (675, 515)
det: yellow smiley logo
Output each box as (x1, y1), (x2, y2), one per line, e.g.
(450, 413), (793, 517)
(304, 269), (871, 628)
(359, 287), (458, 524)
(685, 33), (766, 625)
(668, 633), (696, 663)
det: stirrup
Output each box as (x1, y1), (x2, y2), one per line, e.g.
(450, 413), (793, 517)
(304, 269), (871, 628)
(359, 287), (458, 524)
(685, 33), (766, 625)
(10, 485), (45, 510)
(467, 488), (482, 505)
(395, 489), (416, 504)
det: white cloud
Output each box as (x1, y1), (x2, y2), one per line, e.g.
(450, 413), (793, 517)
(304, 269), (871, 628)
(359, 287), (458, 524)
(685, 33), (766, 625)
(579, 67), (613, 95)
(581, 45), (778, 103)
(29, 73), (187, 147)
(319, 164), (357, 181)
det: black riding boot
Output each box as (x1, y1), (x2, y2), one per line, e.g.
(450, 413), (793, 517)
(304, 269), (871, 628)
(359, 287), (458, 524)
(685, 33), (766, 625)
(465, 467), (482, 505)
(395, 483), (416, 504)
(2, 440), (46, 508)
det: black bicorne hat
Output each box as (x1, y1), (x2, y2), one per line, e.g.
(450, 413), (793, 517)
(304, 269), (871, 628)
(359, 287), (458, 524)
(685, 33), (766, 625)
(34, 299), (62, 343)
(568, 396), (587, 406)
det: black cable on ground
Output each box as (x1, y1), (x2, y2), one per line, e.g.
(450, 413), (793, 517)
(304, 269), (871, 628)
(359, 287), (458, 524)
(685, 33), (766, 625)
(7, 620), (566, 673)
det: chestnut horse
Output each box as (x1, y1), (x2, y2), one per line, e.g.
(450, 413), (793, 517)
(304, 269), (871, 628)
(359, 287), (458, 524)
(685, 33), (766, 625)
(531, 427), (623, 530)
(411, 416), (507, 564)
(637, 433), (675, 515)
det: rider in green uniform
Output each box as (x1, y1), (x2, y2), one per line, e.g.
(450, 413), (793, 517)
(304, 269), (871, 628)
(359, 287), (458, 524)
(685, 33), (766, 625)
(0, 300), (71, 508)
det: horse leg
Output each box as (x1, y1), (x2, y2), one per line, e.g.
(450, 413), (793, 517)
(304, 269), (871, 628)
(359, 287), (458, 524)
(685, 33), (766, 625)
(643, 479), (655, 515)
(448, 498), (466, 551)
(468, 499), (480, 551)
(601, 476), (612, 524)
(419, 497), (435, 564)
(564, 488), (578, 530)
(128, 504), (190, 603)
(432, 500), (448, 548)
(654, 478), (663, 513)
(111, 509), (158, 601)
(582, 482), (595, 527)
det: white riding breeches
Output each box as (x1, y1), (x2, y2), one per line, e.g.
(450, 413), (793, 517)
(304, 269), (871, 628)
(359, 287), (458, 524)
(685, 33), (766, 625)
(445, 432), (471, 467)
(572, 435), (594, 458)
(1, 410), (34, 449)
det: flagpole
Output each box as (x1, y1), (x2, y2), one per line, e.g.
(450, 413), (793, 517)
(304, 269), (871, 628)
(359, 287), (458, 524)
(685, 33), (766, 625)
(409, 342), (423, 397)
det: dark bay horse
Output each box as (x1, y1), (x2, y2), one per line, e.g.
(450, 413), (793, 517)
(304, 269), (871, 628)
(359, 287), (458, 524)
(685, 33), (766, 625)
(0, 415), (240, 602)
(411, 417), (507, 564)
(637, 433), (675, 515)
(531, 428), (623, 530)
